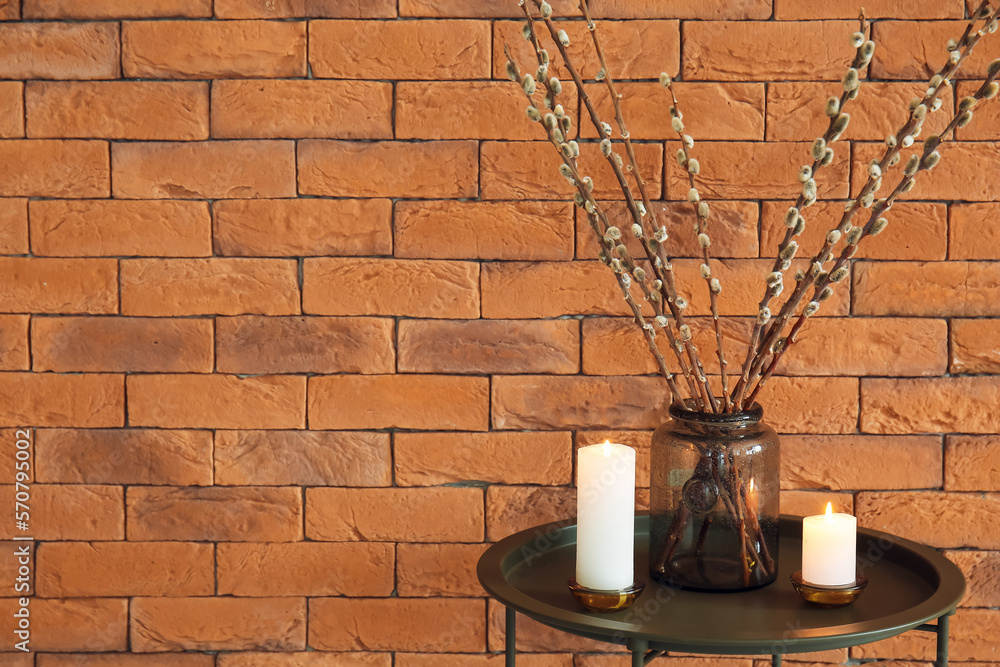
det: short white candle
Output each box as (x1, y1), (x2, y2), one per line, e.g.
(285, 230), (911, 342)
(576, 441), (636, 591)
(802, 503), (857, 586)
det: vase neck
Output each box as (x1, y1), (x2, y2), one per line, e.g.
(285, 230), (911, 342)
(668, 402), (763, 429)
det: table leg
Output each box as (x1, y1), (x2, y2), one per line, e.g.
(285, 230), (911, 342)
(628, 637), (648, 667)
(505, 606), (516, 667)
(771, 655), (782, 667)
(936, 612), (950, 667)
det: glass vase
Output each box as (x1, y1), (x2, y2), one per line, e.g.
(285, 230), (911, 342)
(649, 402), (779, 591)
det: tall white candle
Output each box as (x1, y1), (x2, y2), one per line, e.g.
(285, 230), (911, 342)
(802, 503), (857, 586)
(576, 441), (636, 590)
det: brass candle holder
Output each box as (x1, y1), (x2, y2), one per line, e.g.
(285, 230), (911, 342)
(791, 571), (868, 608)
(568, 577), (644, 613)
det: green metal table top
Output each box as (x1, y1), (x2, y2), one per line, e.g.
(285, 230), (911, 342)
(477, 514), (966, 655)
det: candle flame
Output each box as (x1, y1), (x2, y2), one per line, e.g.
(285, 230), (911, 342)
(602, 440), (612, 457)
(825, 501), (833, 517)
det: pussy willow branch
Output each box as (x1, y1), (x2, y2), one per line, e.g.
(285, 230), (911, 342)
(730, 12), (871, 410)
(504, 41), (685, 403)
(661, 79), (731, 412)
(524, 0), (718, 410)
(739, 1), (997, 408)
(573, 0), (723, 411)
(747, 53), (1000, 406)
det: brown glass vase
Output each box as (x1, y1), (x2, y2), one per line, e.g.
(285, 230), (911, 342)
(649, 402), (779, 591)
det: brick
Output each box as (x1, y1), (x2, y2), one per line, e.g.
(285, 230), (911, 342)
(779, 0), (963, 17)
(775, 317), (948, 377)
(945, 550), (1000, 607)
(872, 21), (1000, 80)
(486, 598), (609, 653)
(217, 316), (394, 374)
(752, 377), (860, 434)
(215, 430), (392, 486)
(0, 198), (27, 254)
(128, 374), (306, 429)
(32, 316), (213, 373)
(582, 82), (765, 140)
(36, 542), (213, 597)
(781, 435), (942, 490)
(132, 597), (306, 652)
(212, 80), (392, 139)
(214, 198), (392, 257)
(0, 23), (119, 79)
(398, 81), (579, 141)
(767, 81), (955, 142)
(401, 0), (577, 17)
(27, 81), (209, 140)
(306, 487), (483, 542)
(486, 485), (575, 541)
(218, 542), (393, 597)
(946, 435), (1000, 491)
(113, 140), (296, 199)
(950, 203), (1000, 260)
(0, 484), (123, 540)
(480, 140), (662, 200)
(0, 0), (16, 19)
(0, 140), (109, 198)
(303, 258), (479, 318)
(397, 319), (579, 374)
(216, 0), (396, 17)
(853, 142), (1000, 201)
(0, 257), (117, 314)
(31, 200), (212, 257)
(396, 200), (573, 261)
(308, 375), (488, 431)
(857, 491), (1000, 549)
(854, 261), (1000, 316)
(298, 140), (478, 198)
(0, 428), (29, 487)
(309, 598), (486, 652)
(956, 80), (1000, 140)
(399, 655), (570, 667)
(311, 20), (489, 79)
(40, 656), (215, 667)
(864, 378), (1000, 434)
(585, 0), (771, 19)
(684, 21), (857, 81)
(665, 141), (850, 200)
(0, 316), (29, 371)
(24, 0), (212, 18)
(577, 200), (760, 260)
(0, 598), (126, 651)
(0, 539), (33, 596)
(218, 655), (390, 667)
(121, 258), (299, 316)
(761, 200), (948, 262)
(951, 319), (1000, 373)
(780, 490), (854, 517)
(123, 20), (306, 78)
(34, 428), (212, 485)
(492, 375), (670, 430)
(0, 82), (23, 137)
(397, 543), (488, 597)
(852, 608), (1000, 661)
(127, 486), (303, 542)
(482, 261), (630, 319)
(494, 20), (679, 82)
(0, 373), (122, 428)
(395, 432), (573, 486)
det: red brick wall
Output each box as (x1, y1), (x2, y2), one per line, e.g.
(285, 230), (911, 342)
(0, 0), (999, 664)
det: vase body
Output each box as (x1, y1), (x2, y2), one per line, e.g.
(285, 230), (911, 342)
(649, 402), (779, 591)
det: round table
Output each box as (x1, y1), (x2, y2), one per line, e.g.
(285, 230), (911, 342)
(477, 514), (965, 667)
